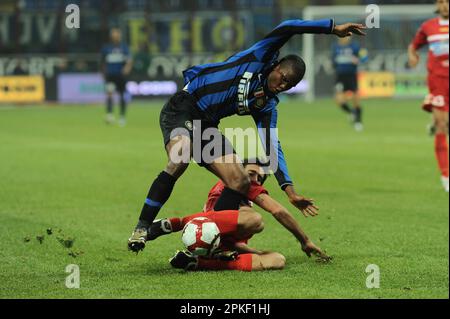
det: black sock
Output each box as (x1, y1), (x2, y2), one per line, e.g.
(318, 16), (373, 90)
(213, 187), (247, 211)
(120, 94), (127, 117)
(107, 96), (113, 114)
(138, 171), (177, 229)
(340, 103), (352, 114)
(354, 107), (362, 123)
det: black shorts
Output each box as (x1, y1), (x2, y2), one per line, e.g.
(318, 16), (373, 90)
(159, 91), (235, 167)
(105, 74), (127, 93)
(335, 73), (358, 93)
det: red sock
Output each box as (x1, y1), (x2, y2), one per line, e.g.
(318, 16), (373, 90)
(197, 254), (252, 272)
(435, 133), (449, 177)
(169, 218), (183, 232)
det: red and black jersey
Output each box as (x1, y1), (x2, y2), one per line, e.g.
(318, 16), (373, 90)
(203, 180), (268, 212)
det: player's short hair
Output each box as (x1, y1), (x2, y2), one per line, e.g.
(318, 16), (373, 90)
(278, 54), (306, 84)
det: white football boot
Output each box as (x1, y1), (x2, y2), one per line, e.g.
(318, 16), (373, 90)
(441, 176), (449, 193)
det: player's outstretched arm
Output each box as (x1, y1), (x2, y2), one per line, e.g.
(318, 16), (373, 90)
(284, 185), (319, 218)
(332, 23), (366, 37)
(253, 193), (330, 260)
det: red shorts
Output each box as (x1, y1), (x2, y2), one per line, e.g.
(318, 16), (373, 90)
(423, 75), (449, 113)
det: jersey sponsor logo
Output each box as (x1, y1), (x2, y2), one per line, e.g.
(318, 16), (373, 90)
(237, 71), (253, 115)
(254, 86), (266, 109)
(429, 39), (449, 57)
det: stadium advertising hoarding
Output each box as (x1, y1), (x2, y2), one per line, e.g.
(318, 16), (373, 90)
(358, 72), (395, 98)
(57, 73), (178, 103)
(358, 72), (428, 99)
(0, 75), (45, 103)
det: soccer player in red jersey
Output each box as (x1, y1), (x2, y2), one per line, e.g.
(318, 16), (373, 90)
(408, 0), (449, 192)
(149, 160), (330, 271)
(168, 207), (287, 271)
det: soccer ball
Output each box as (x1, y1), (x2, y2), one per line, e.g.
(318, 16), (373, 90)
(181, 217), (221, 257)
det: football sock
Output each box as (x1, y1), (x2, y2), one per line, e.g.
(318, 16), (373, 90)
(435, 133), (449, 177)
(119, 94), (127, 117)
(354, 107), (362, 123)
(169, 218), (183, 232)
(340, 103), (352, 114)
(137, 171), (177, 229)
(197, 254), (252, 272)
(106, 96), (113, 114)
(214, 187), (247, 211)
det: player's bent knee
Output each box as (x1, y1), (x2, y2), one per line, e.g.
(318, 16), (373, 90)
(165, 160), (189, 179)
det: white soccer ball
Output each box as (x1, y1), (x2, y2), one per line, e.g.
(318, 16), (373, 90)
(181, 217), (221, 257)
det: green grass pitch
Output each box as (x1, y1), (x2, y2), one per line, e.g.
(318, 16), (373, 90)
(0, 98), (448, 299)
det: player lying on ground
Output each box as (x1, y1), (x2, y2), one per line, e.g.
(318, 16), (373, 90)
(168, 206), (328, 271)
(149, 159), (330, 260)
(408, 0), (449, 192)
(128, 18), (366, 252)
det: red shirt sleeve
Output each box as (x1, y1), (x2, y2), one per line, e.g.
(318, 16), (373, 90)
(411, 22), (428, 50)
(204, 181), (225, 212)
(247, 181), (269, 202)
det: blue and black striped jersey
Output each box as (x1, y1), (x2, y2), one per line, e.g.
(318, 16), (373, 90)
(183, 19), (334, 190)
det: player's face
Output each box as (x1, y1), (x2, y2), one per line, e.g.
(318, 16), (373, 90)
(267, 65), (298, 94)
(245, 164), (265, 185)
(437, 0), (449, 19)
(338, 36), (351, 46)
(110, 29), (122, 43)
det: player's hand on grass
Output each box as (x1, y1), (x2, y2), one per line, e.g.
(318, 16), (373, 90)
(301, 241), (332, 262)
(288, 194), (319, 217)
(333, 23), (366, 37)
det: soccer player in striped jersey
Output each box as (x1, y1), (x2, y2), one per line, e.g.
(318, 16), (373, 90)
(332, 37), (368, 132)
(408, 0), (449, 192)
(101, 28), (133, 127)
(128, 19), (366, 253)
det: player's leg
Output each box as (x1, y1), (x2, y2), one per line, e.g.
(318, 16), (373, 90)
(207, 154), (250, 211)
(128, 92), (195, 252)
(117, 77), (128, 127)
(148, 207), (263, 243)
(250, 252), (286, 271)
(105, 80), (115, 124)
(128, 136), (191, 251)
(352, 89), (363, 132)
(335, 76), (352, 115)
(170, 251), (285, 271)
(432, 108), (449, 192)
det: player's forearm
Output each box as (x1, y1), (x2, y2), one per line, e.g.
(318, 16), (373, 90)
(272, 209), (309, 245)
(408, 44), (418, 57)
(267, 19), (335, 38)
